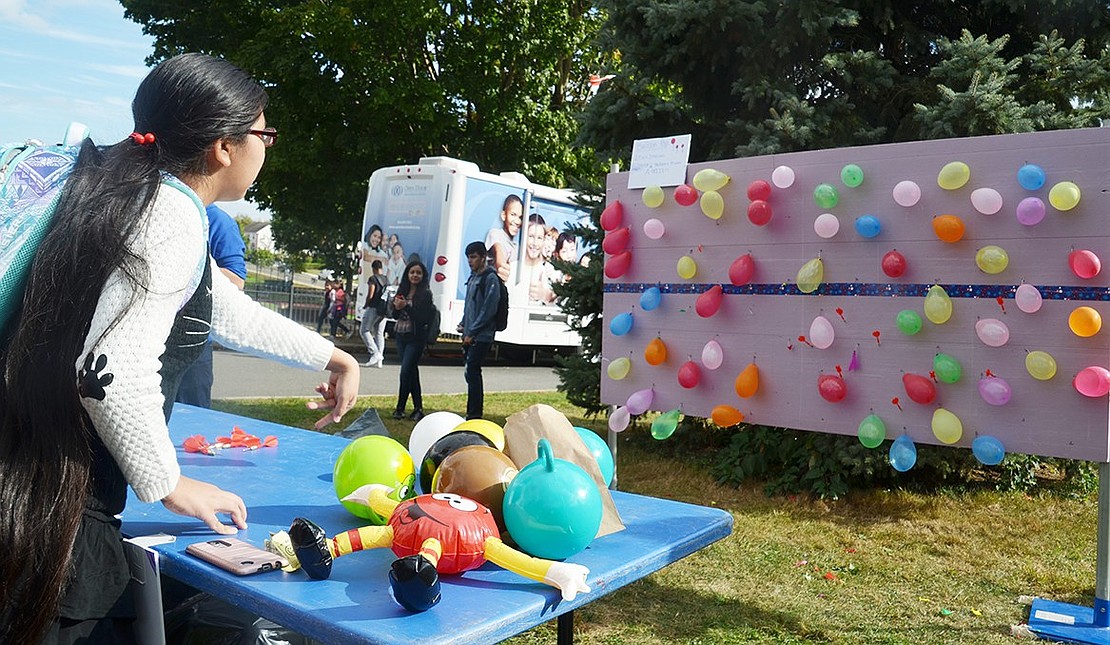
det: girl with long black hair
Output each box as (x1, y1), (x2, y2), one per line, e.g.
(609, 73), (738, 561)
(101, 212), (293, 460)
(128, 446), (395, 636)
(0, 53), (360, 643)
(389, 259), (433, 421)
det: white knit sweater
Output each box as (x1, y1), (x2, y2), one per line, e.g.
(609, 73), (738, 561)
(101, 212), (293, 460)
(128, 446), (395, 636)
(78, 181), (334, 503)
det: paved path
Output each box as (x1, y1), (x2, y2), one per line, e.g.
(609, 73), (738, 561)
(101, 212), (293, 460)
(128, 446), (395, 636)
(212, 349), (561, 399)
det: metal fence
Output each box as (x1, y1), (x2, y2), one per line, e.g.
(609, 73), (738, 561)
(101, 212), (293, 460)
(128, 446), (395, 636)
(243, 262), (334, 329)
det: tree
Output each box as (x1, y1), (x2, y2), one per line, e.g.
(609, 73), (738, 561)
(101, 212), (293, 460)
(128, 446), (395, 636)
(120, 0), (611, 267)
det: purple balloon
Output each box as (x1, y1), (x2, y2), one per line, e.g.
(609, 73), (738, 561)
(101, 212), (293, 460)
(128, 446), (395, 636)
(978, 376), (1012, 406)
(625, 388), (655, 415)
(1015, 197), (1046, 226)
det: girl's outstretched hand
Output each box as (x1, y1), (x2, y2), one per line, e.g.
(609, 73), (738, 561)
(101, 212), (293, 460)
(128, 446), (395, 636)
(307, 348), (360, 429)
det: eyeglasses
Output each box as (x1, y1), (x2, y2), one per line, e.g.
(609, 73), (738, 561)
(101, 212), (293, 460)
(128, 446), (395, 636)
(249, 127), (277, 147)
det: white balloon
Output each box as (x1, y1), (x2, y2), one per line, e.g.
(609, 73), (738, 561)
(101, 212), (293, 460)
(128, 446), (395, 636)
(771, 165), (796, 188)
(408, 411), (466, 472)
(813, 213), (840, 239)
(809, 315), (835, 349)
(892, 180), (921, 207)
(970, 187), (1003, 215)
(975, 318), (1010, 347)
(1015, 284), (1043, 313)
(609, 406), (631, 433)
(701, 339), (724, 370)
(643, 218), (665, 240)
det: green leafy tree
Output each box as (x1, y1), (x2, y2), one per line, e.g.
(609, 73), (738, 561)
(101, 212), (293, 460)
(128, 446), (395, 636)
(120, 0), (610, 265)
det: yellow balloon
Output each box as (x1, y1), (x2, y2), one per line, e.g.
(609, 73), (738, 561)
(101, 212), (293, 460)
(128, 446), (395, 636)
(1025, 350), (1058, 381)
(1069, 306), (1102, 337)
(937, 161), (970, 190)
(700, 190), (724, 220)
(974, 245), (1009, 274)
(923, 284), (953, 324)
(606, 356), (631, 380)
(1049, 181), (1081, 211)
(643, 185), (665, 208)
(677, 255), (698, 279)
(931, 408), (963, 444)
(692, 168), (730, 192)
(796, 258), (824, 294)
(453, 419), (506, 451)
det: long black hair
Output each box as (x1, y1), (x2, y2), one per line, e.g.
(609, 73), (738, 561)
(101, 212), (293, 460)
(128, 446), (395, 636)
(0, 53), (267, 642)
(396, 259), (429, 299)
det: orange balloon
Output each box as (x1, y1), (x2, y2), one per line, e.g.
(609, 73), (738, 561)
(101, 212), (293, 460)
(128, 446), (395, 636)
(735, 362), (760, 398)
(932, 214), (965, 243)
(644, 337), (668, 365)
(711, 405), (745, 428)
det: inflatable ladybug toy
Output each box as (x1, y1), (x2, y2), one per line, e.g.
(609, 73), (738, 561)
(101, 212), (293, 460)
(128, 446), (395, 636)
(268, 486), (590, 612)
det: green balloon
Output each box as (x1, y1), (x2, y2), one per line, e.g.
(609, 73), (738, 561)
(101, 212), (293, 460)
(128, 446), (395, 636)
(857, 414), (886, 449)
(813, 183), (839, 209)
(651, 408), (682, 440)
(933, 352), (962, 384)
(841, 164), (864, 188)
(895, 309), (922, 335)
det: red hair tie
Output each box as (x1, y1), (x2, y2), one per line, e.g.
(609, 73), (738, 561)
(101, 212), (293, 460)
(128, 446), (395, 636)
(129, 132), (156, 145)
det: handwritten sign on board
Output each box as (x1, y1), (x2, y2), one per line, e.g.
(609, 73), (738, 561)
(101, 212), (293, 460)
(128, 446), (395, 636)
(627, 134), (692, 189)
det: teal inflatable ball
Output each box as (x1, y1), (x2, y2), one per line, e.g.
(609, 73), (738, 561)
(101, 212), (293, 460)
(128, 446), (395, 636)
(419, 430), (494, 494)
(502, 439), (603, 560)
(333, 435), (416, 522)
(573, 427), (614, 486)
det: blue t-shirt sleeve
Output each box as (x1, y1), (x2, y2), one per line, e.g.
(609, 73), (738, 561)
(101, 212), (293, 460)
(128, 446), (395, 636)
(205, 204), (247, 279)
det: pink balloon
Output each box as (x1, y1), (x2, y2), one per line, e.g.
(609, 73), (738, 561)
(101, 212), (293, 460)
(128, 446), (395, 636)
(978, 376), (1012, 406)
(892, 180), (921, 207)
(1015, 197), (1045, 226)
(902, 373), (936, 405)
(701, 340), (724, 370)
(809, 315), (835, 349)
(601, 200), (623, 231)
(674, 184), (698, 206)
(1014, 284), (1042, 313)
(813, 213), (839, 238)
(695, 284), (724, 318)
(729, 253), (756, 286)
(748, 200), (773, 226)
(643, 218), (665, 240)
(1069, 249), (1102, 279)
(678, 361), (701, 389)
(747, 179), (772, 201)
(602, 226), (631, 255)
(625, 388), (655, 415)
(1075, 366), (1110, 398)
(975, 318), (1010, 347)
(817, 374), (847, 403)
(608, 405), (631, 432)
(970, 187), (1003, 215)
(604, 251), (632, 279)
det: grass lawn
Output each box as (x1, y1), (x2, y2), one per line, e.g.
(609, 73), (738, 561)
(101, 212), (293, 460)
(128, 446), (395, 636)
(213, 392), (1096, 644)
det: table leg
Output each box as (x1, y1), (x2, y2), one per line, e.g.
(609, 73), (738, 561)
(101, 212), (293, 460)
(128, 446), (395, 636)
(557, 610), (574, 644)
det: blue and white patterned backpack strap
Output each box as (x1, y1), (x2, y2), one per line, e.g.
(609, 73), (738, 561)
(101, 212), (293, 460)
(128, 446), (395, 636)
(159, 172), (210, 309)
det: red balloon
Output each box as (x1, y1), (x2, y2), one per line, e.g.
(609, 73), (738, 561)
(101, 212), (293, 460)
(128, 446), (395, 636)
(604, 250), (632, 279)
(601, 200), (623, 231)
(902, 373), (936, 405)
(674, 184), (698, 206)
(602, 226), (631, 255)
(695, 284), (724, 318)
(728, 253), (756, 286)
(747, 200), (773, 226)
(817, 374), (847, 402)
(881, 250), (907, 278)
(747, 180), (772, 201)
(1069, 249), (1101, 279)
(678, 360), (701, 388)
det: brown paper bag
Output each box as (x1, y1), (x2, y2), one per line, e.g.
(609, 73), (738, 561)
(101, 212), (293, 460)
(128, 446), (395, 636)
(502, 404), (625, 538)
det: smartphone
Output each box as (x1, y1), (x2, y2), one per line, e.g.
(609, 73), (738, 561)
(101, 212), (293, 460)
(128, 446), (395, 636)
(185, 538), (287, 576)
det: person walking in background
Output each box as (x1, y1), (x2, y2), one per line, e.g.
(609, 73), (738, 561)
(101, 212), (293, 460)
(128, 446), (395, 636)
(485, 194), (523, 283)
(175, 203), (246, 408)
(0, 53), (359, 643)
(460, 241), (500, 420)
(330, 281), (351, 338)
(316, 279), (334, 334)
(389, 260), (434, 421)
(360, 259), (387, 368)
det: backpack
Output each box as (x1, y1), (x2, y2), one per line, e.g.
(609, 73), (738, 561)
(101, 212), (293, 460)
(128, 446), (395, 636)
(481, 271), (509, 332)
(425, 304), (441, 345)
(367, 275), (387, 315)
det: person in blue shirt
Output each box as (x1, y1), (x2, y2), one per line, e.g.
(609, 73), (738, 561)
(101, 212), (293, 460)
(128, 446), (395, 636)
(460, 241), (500, 420)
(175, 204), (247, 407)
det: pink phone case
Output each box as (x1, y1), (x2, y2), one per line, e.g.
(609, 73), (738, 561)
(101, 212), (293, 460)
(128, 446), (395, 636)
(185, 538), (287, 576)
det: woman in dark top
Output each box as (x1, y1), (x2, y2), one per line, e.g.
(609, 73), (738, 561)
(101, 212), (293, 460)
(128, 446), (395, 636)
(389, 260), (433, 421)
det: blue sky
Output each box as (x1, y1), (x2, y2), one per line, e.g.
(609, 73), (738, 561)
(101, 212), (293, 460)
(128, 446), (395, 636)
(0, 0), (270, 220)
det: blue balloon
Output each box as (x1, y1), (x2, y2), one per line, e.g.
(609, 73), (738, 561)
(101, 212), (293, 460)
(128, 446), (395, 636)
(854, 215), (882, 239)
(610, 312), (634, 336)
(1017, 164), (1046, 191)
(640, 286), (662, 311)
(972, 435), (1006, 466)
(574, 427), (614, 486)
(889, 434), (917, 472)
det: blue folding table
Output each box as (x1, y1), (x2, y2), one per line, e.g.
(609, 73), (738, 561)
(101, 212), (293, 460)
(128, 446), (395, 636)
(120, 405), (734, 644)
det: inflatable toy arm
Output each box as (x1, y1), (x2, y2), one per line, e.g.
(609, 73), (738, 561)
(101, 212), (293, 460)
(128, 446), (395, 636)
(342, 483), (401, 519)
(483, 537), (591, 601)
